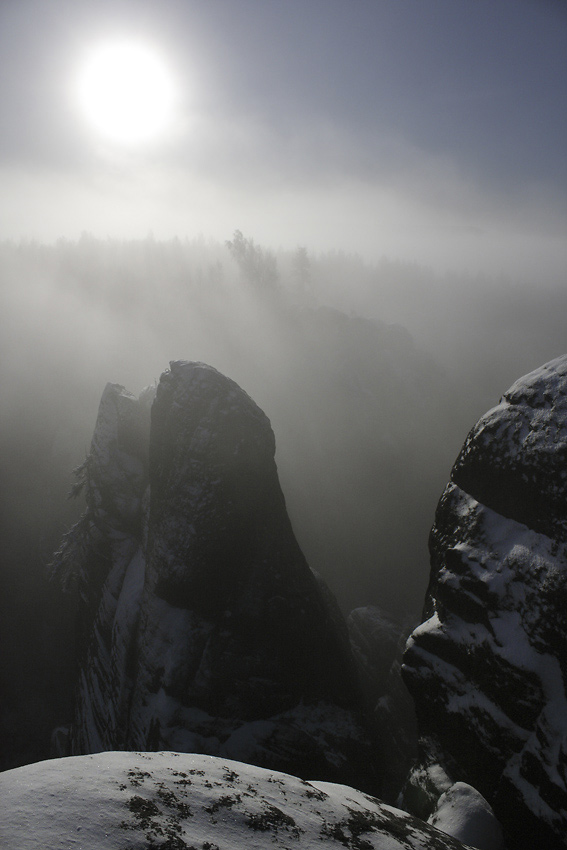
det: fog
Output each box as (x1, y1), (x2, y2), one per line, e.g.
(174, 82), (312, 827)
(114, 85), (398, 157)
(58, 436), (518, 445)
(4, 159), (565, 284)
(1, 233), (567, 768)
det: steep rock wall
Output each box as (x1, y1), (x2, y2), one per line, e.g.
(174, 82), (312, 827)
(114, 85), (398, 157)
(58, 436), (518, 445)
(402, 355), (567, 848)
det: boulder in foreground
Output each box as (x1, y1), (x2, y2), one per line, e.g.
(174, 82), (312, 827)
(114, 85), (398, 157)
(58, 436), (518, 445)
(0, 751), (474, 850)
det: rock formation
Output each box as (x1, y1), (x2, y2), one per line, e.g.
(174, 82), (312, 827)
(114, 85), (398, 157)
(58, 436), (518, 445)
(402, 355), (567, 848)
(51, 362), (374, 790)
(0, 750), (477, 850)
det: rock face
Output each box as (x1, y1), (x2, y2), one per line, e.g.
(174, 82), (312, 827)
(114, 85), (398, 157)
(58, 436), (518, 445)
(0, 751), (475, 850)
(402, 356), (567, 849)
(51, 362), (373, 790)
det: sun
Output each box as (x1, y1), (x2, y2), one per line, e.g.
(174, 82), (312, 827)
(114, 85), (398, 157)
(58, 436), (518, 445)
(76, 40), (176, 145)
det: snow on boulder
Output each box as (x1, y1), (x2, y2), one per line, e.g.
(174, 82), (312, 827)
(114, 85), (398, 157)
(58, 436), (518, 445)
(427, 783), (504, 850)
(401, 355), (567, 849)
(0, 751), (475, 850)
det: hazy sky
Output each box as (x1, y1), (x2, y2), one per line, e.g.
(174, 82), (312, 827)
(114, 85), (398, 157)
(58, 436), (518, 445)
(1, 0), (565, 277)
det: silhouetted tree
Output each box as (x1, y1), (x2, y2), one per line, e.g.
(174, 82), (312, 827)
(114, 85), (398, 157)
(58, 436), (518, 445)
(225, 230), (279, 291)
(292, 245), (311, 294)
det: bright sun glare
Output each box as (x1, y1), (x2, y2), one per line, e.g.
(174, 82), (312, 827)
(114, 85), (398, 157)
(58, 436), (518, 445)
(76, 40), (176, 144)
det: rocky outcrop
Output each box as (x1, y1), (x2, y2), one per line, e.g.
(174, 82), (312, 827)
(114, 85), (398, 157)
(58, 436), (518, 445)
(0, 750), (476, 850)
(51, 362), (373, 790)
(401, 356), (567, 848)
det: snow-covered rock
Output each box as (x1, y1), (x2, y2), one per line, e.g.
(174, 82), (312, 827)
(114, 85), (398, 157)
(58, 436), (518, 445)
(427, 783), (504, 850)
(51, 362), (374, 790)
(402, 356), (567, 849)
(0, 750), (475, 850)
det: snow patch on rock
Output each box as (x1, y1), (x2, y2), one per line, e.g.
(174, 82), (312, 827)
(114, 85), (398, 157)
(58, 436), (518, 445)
(0, 751), (474, 850)
(427, 783), (504, 850)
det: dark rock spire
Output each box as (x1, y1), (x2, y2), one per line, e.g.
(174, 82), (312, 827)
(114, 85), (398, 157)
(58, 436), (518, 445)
(52, 361), (375, 791)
